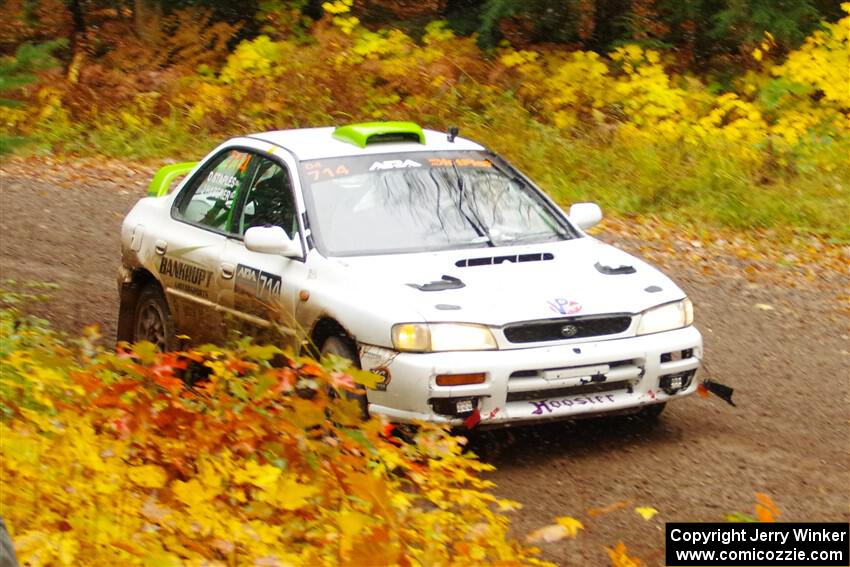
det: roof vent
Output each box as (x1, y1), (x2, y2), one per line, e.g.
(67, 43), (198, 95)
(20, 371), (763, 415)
(333, 121), (425, 148)
(455, 252), (554, 268)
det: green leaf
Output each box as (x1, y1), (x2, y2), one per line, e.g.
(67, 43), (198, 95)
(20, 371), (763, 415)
(243, 344), (283, 361)
(347, 368), (382, 389)
(133, 341), (158, 365)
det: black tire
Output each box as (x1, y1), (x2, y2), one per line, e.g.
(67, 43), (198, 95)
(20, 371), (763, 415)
(133, 285), (176, 352)
(637, 402), (667, 421)
(321, 335), (368, 418)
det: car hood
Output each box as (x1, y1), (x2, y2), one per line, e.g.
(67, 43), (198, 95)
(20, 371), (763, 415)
(328, 237), (686, 326)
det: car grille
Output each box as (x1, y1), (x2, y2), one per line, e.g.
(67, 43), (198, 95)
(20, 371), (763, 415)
(505, 359), (642, 402)
(506, 380), (626, 402)
(503, 314), (632, 343)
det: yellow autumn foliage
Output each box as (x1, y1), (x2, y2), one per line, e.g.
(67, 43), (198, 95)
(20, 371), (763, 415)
(0, 306), (549, 566)
(4, 4), (848, 237)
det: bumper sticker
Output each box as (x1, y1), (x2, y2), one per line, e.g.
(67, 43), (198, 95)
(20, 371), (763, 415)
(548, 298), (582, 315)
(370, 367), (392, 391)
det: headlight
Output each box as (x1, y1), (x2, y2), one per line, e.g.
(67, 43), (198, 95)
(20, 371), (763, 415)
(636, 298), (694, 335)
(392, 323), (497, 352)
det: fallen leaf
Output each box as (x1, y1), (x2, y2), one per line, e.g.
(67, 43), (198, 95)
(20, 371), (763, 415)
(555, 516), (584, 537)
(755, 504), (775, 522)
(755, 492), (780, 516)
(634, 507), (658, 521)
(525, 524), (570, 544)
(606, 541), (643, 567)
(588, 500), (632, 517)
(128, 464), (168, 488)
(755, 492), (780, 522)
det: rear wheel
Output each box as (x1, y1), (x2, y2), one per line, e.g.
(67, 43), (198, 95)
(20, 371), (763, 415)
(321, 335), (368, 418)
(133, 285), (176, 352)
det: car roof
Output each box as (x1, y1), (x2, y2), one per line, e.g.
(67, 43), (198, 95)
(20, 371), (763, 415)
(249, 126), (486, 161)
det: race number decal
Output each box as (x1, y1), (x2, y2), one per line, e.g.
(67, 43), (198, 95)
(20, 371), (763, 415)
(235, 264), (282, 318)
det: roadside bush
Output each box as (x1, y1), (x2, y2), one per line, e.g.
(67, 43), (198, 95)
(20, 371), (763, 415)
(0, 303), (548, 565)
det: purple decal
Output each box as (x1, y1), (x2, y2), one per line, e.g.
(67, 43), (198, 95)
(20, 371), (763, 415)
(528, 394), (617, 415)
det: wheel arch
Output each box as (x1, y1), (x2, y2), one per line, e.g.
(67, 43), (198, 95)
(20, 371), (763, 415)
(116, 267), (165, 344)
(306, 316), (357, 359)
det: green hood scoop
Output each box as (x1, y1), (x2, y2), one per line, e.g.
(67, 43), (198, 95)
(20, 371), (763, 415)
(333, 121), (425, 148)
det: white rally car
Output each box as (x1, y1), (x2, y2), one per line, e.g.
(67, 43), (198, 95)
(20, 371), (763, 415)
(117, 121), (702, 426)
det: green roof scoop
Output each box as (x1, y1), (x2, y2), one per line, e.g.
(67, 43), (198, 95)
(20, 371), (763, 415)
(333, 121), (425, 148)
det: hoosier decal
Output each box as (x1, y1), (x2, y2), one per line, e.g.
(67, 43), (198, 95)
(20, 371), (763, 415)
(159, 257), (213, 287)
(529, 394), (616, 415)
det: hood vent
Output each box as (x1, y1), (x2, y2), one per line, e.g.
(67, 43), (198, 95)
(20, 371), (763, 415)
(455, 252), (554, 268)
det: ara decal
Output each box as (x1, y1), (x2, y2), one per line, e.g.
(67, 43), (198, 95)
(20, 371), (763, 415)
(369, 159), (421, 171)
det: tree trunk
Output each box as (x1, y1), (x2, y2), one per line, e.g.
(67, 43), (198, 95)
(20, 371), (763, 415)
(133, 0), (162, 40)
(65, 0), (88, 83)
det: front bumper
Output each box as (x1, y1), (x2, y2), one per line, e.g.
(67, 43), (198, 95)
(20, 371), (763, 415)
(360, 325), (702, 427)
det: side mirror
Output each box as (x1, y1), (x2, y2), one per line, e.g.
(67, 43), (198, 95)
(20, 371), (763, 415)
(244, 226), (303, 258)
(568, 202), (603, 230)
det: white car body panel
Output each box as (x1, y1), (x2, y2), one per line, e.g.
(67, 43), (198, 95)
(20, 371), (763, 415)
(119, 125), (703, 427)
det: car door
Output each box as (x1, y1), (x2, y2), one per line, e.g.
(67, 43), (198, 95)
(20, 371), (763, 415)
(217, 151), (311, 350)
(161, 148), (259, 344)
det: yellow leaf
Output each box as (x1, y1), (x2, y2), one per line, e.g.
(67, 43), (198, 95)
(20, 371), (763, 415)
(273, 476), (319, 511)
(128, 464), (168, 488)
(555, 516), (584, 537)
(348, 367), (382, 389)
(172, 479), (206, 508)
(197, 457), (222, 493)
(233, 460), (281, 489)
(634, 507), (658, 521)
(58, 535), (79, 565)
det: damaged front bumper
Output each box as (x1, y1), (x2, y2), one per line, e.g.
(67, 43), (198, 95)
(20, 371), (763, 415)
(360, 325), (702, 427)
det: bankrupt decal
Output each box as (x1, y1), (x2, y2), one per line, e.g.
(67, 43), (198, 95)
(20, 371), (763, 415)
(159, 257), (213, 287)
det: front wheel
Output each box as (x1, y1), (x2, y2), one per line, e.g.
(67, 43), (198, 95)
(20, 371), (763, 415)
(321, 335), (368, 418)
(133, 285), (176, 352)
(637, 402), (666, 421)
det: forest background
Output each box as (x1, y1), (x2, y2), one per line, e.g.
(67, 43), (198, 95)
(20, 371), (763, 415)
(1, 0), (848, 239)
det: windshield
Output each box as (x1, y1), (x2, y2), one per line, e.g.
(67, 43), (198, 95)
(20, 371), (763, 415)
(299, 151), (576, 256)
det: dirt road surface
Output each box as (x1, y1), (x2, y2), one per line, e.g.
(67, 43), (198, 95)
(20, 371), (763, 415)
(1, 158), (848, 565)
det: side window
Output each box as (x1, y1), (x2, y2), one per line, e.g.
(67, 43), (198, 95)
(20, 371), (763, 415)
(236, 157), (298, 238)
(175, 150), (256, 231)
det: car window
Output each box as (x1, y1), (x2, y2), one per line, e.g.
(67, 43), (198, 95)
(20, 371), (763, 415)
(299, 151), (574, 256)
(236, 157), (298, 238)
(175, 149), (257, 231)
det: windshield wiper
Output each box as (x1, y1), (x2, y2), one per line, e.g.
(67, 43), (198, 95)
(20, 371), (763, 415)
(507, 231), (568, 243)
(452, 161), (494, 247)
